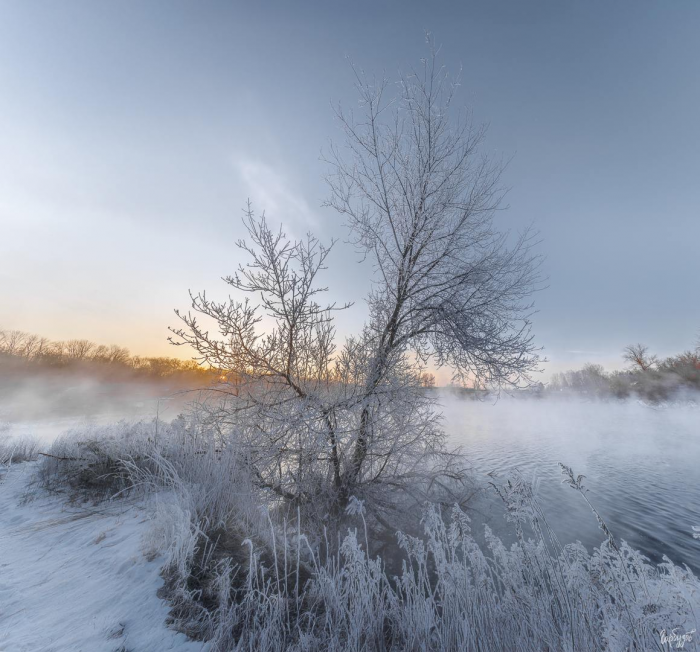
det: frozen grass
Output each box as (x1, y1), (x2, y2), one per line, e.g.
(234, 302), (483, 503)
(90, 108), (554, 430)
(0, 433), (40, 467)
(38, 418), (700, 651)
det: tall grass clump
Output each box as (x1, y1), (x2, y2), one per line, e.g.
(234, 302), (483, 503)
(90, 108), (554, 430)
(202, 476), (699, 652)
(36, 416), (700, 651)
(39, 420), (161, 498)
(0, 434), (40, 467)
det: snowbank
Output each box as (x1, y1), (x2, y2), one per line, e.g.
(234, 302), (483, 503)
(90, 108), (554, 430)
(0, 462), (205, 652)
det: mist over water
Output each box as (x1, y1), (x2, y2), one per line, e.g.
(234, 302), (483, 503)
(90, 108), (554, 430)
(440, 393), (700, 573)
(3, 375), (698, 574)
(0, 373), (200, 442)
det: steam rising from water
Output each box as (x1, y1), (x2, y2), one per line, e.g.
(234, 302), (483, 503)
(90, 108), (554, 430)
(0, 373), (199, 442)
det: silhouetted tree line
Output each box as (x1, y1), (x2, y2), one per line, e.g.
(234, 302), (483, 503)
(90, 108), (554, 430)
(0, 329), (220, 384)
(548, 337), (700, 401)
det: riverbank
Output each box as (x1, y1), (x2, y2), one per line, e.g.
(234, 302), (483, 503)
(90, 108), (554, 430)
(0, 462), (204, 652)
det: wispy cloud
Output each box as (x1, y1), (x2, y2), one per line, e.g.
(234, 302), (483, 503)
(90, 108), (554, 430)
(233, 156), (319, 235)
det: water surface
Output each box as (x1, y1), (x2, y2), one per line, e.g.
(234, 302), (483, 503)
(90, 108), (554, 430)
(441, 396), (700, 573)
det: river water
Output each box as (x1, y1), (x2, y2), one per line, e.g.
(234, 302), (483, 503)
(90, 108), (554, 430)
(441, 395), (700, 574)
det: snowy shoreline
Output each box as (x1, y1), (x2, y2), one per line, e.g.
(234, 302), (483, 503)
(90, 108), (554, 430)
(0, 462), (203, 652)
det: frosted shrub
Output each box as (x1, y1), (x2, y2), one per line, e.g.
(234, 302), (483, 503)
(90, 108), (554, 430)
(0, 434), (39, 464)
(38, 420), (165, 496)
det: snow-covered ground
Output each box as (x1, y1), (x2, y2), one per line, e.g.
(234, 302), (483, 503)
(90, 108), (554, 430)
(0, 462), (205, 652)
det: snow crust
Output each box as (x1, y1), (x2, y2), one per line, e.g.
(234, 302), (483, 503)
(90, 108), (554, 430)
(0, 462), (206, 652)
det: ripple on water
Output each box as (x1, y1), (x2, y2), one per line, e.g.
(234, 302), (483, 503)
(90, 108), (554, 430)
(441, 396), (700, 574)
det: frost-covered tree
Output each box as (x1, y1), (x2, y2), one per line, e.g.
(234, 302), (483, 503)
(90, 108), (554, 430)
(63, 339), (96, 360)
(622, 343), (657, 372)
(171, 43), (541, 526)
(171, 206), (349, 505)
(170, 206), (461, 524)
(0, 330), (28, 356)
(325, 39), (542, 486)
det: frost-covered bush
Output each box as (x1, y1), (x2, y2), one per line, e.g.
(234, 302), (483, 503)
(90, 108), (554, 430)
(38, 420), (163, 496)
(548, 347), (700, 403)
(0, 434), (40, 467)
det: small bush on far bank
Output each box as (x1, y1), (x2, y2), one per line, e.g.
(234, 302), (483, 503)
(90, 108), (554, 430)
(548, 348), (700, 402)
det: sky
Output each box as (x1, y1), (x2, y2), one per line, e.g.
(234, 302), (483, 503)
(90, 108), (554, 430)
(1, 0), (698, 381)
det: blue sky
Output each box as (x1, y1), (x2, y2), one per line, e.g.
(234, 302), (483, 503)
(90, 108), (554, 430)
(1, 1), (698, 379)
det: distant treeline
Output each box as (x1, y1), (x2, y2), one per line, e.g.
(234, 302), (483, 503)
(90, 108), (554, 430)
(0, 329), (219, 385)
(548, 342), (700, 401)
